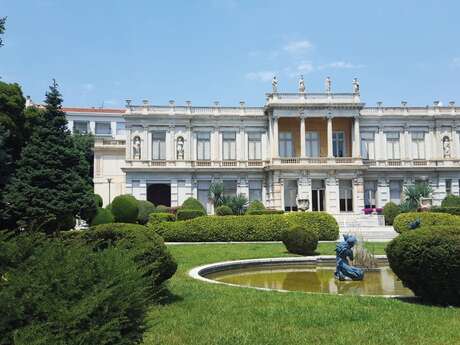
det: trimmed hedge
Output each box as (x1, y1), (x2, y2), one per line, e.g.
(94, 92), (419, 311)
(181, 197), (206, 214)
(216, 205), (233, 216)
(94, 193), (103, 207)
(246, 200), (265, 215)
(386, 226), (460, 305)
(90, 207), (114, 226)
(111, 195), (139, 223)
(246, 209), (285, 215)
(284, 212), (339, 241)
(282, 226), (318, 255)
(137, 200), (156, 225)
(432, 206), (460, 216)
(152, 215), (290, 242)
(441, 194), (460, 207)
(383, 202), (401, 226)
(392, 212), (460, 233)
(148, 212), (176, 225)
(176, 209), (206, 221)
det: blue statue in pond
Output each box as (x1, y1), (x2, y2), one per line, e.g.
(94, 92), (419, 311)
(335, 234), (364, 281)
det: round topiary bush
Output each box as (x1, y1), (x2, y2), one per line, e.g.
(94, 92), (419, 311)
(111, 195), (139, 223)
(94, 194), (103, 208)
(245, 200), (265, 215)
(90, 208), (114, 226)
(386, 226), (460, 305)
(282, 226), (319, 255)
(181, 197), (206, 214)
(383, 202), (401, 226)
(155, 205), (171, 213)
(441, 194), (460, 207)
(392, 212), (460, 233)
(148, 212), (176, 227)
(176, 209), (206, 221)
(284, 212), (339, 241)
(215, 205), (233, 216)
(137, 200), (156, 225)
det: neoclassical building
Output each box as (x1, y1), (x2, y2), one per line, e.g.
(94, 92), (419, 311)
(64, 78), (460, 221)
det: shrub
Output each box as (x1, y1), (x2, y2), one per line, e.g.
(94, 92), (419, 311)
(208, 182), (224, 208)
(284, 212), (339, 241)
(383, 202), (401, 225)
(225, 194), (249, 215)
(181, 197), (206, 214)
(137, 200), (156, 224)
(148, 212), (176, 226)
(94, 193), (103, 207)
(247, 209), (285, 215)
(441, 194), (460, 207)
(282, 226), (319, 255)
(152, 215), (290, 242)
(215, 205), (233, 216)
(246, 200), (266, 214)
(176, 209), (206, 221)
(69, 223), (177, 289)
(111, 194), (139, 223)
(90, 207), (114, 226)
(0, 241), (148, 344)
(155, 204), (171, 213)
(386, 226), (460, 305)
(432, 206), (460, 216)
(392, 212), (460, 233)
(402, 182), (432, 211)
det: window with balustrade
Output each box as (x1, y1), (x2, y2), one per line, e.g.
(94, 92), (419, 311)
(305, 131), (319, 157)
(279, 132), (293, 157)
(222, 132), (236, 160)
(386, 132), (400, 159)
(249, 180), (262, 202)
(152, 131), (166, 160)
(95, 122), (111, 136)
(364, 181), (377, 208)
(333, 132), (345, 157)
(339, 180), (353, 212)
(411, 132), (425, 159)
(73, 121), (89, 134)
(248, 132), (262, 160)
(361, 132), (375, 160)
(197, 132), (211, 160)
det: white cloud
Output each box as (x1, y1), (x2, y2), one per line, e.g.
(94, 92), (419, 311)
(104, 99), (119, 106)
(245, 71), (275, 82)
(451, 57), (460, 67)
(283, 40), (313, 54)
(318, 61), (365, 70)
(297, 61), (314, 74)
(82, 83), (95, 92)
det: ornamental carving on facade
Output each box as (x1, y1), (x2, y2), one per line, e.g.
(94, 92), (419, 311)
(442, 136), (451, 158)
(176, 136), (185, 160)
(133, 136), (141, 160)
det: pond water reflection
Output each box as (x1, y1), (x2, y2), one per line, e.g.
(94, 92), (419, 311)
(205, 265), (413, 296)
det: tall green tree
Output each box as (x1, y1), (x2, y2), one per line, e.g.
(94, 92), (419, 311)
(3, 80), (96, 233)
(0, 16), (6, 47)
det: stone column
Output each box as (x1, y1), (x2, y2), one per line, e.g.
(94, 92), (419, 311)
(268, 115), (273, 159)
(273, 116), (279, 157)
(300, 115), (306, 157)
(212, 126), (219, 161)
(327, 116), (333, 158)
(353, 116), (361, 158)
(377, 178), (390, 207)
(168, 125), (175, 160)
(325, 174), (339, 214)
(126, 126), (132, 160)
(353, 176), (364, 212)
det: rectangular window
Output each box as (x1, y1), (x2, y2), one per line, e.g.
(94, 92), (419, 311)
(361, 132), (375, 160)
(73, 120), (89, 134)
(222, 132), (236, 160)
(197, 180), (211, 212)
(116, 122), (125, 135)
(248, 132), (262, 160)
(249, 180), (262, 202)
(152, 131), (166, 160)
(386, 132), (400, 159)
(223, 180), (237, 197)
(305, 131), (320, 157)
(279, 132), (293, 157)
(364, 181), (377, 208)
(333, 132), (345, 157)
(446, 179), (452, 195)
(390, 180), (403, 204)
(197, 132), (211, 160)
(95, 122), (111, 136)
(412, 132), (425, 159)
(339, 180), (353, 212)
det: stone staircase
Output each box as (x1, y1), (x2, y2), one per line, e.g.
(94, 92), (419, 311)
(333, 213), (398, 242)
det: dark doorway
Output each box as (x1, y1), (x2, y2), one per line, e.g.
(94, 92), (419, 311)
(311, 179), (325, 212)
(147, 183), (171, 207)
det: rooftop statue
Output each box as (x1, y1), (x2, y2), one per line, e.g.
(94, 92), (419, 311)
(335, 234), (364, 281)
(325, 76), (332, 93)
(272, 76), (278, 93)
(298, 75), (305, 93)
(352, 77), (360, 94)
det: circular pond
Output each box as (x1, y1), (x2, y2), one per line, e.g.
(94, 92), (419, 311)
(191, 257), (413, 297)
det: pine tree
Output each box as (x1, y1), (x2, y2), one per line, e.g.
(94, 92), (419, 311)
(3, 80), (96, 233)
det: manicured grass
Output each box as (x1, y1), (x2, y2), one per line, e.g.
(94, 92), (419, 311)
(142, 243), (460, 345)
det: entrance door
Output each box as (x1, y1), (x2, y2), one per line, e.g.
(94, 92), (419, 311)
(147, 183), (171, 207)
(284, 180), (298, 211)
(311, 179), (325, 211)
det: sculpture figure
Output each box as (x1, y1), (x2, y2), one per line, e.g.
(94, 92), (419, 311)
(443, 136), (451, 158)
(176, 136), (185, 160)
(352, 77), (360, 94)
(133, 136), (141, 160)
(298, 75), (305, 93)
(325, 76), (332, 93)
(272, 76), (278, 93)
(334, 234), (364, 281)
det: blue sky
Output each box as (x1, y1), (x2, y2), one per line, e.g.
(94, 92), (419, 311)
(1, 0), (460, 108)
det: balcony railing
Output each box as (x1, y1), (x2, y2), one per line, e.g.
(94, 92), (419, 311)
(124, 159), (270, 169)
(364, 159), (460, 168)
(271, 157), (363, 166)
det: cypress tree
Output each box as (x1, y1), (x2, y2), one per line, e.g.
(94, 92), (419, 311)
(3, 80), (96, 233)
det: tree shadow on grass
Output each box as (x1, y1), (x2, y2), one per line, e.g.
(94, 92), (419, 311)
(156, 287), (184, 306)
(394, 296), (459, 308)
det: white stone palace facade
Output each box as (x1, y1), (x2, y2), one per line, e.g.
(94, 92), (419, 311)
(64, 78), (460, 218)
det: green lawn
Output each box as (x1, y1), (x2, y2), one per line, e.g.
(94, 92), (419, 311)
(142, 243), (460, 345)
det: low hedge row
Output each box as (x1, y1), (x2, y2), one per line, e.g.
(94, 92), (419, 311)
(150, 212), (339, 242)
(392, 212), (460, 233)
(386, 225), (460, 306)
(431, 206), (460, 216)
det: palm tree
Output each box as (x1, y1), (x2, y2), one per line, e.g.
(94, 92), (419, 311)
(208, 181), (225, 208)
(227, 194), (249, 215)
(401, 182), (432, 211)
